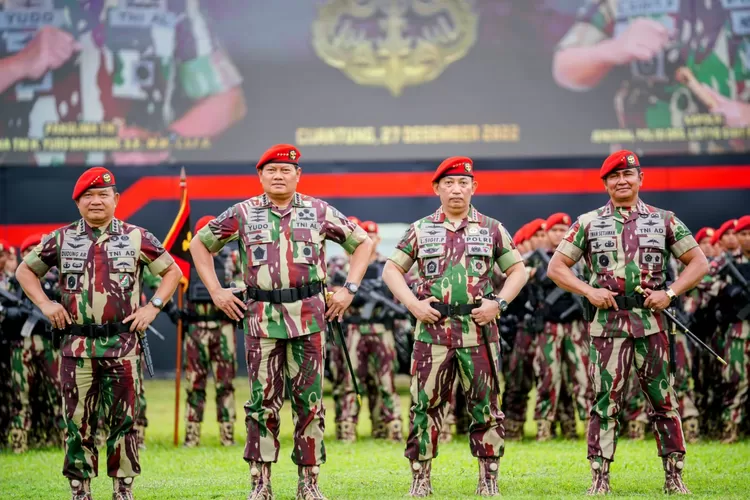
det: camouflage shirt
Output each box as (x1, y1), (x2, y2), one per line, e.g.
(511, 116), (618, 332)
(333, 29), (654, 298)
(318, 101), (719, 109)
(0, 0), (242, 166)
(198, 192), (368, 340)
(557, 199), (697, 338)
(558, 0), (750, 151)
(721, 251), (750, 339)
(186, 249), (236, 328)
(327, 253), (390, 335)
(389, 205), (523, 348)
(23, 217), (174, 357)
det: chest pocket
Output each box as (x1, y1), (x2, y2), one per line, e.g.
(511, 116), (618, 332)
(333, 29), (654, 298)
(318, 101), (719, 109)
(60, 234), (92, 294)
(590, 237), (618, 274)
(417, 244), (445, 279)
(107, 239), (138, 292)
(243, 229), (273, 267)
(638, 231), (667, 273)
(465, 234), (493, 278)
(291, 228), (323, 265)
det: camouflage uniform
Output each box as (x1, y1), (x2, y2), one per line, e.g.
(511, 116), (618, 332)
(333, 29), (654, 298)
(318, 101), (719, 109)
(23, 217), (175, 498)
(558, 0), (750, 154)
(719, 252), (750, 443)
(0, 271), (14, 449)
(183, 251), (237, 448)
(390, 205), (523, 496)
(197, 192), (367, 499)
(531, 251), (593, 441)
(327, 254), (403, 442)
(558, 199), (697, 493)
(9, 268), (65, 453)
(0, 0), (242, 166)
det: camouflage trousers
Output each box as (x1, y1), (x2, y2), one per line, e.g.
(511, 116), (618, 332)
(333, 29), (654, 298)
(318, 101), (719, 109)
(721, 327), (750, 425)
(243, 332), (326, 465)
(621, 334), (699, 425)
(501, 329), (535, 423)
(694, 330), (726, 435)
(330, 327), (401, 431)
(588, 333), (685, 461)
(10, 335), (65, 434)
(533, 321), (592, 422)
(0, 339), (13, 447)
(185, 322), (237, 423)
(405, 341), (504, 461)
(60, 353), (142, 479)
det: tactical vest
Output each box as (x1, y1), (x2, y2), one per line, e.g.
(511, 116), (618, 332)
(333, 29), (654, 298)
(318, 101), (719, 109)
(187, 255), (227, 303)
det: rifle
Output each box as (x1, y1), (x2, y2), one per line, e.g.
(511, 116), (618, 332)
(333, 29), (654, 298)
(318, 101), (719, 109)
(0, 286), (51, 328)
(716, 257), (750, 321)
(139, 328), (156, 377)
(333, 269), (409, 320)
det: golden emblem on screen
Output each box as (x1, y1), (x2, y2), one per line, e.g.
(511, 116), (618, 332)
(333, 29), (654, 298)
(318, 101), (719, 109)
(312, 0), (478, 97)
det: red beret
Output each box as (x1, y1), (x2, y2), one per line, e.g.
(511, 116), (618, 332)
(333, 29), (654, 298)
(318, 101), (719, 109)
(72, 167), (116, 200)
(735, 215), (750, 234)
(512, 228), (524, 246)
(20, 233), (43, 253)
(195, 215), (215, 234)
(432, 156), (474, 183)
(544, 212), (572, 231)
(694, 227), (714, 243)
(600, 149), (640, 178)
(347, 216), (361, 226)
(527, 218), (546, 236)
(256, 144), (301, 170)
(360, 220), (378, 234)
(711, 219), (737, 245)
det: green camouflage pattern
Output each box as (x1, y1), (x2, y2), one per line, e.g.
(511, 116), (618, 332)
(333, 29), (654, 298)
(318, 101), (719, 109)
(10, 334), (64, 435)
(198, 192), (367, 339)
(0, 0), (242, 166)
(558, 199), (697, 338)
(558, 0), (750, 153)
(405, 341), (504, 460)
(721, 252), (750, 426)
(589, 334), (685, 460)
(533, 320), (593, 422)
(60, 352), (142, 479)
(243, 332), (326, 466)
(185, 321), (237, 424)
(390, 205), (522, 347)
(331, 326), (401, 434)
(23, 218), (175, 358)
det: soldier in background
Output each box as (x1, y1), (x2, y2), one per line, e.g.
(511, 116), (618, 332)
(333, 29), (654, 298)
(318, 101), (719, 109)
(0, 239), (15, 449)
(183, 215), (238, 448)
(7, 233), (64, 453)
(0, 0), (246, 166)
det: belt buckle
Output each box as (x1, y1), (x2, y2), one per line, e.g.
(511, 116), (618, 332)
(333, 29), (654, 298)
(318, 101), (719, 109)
(93, 325), (106, 336)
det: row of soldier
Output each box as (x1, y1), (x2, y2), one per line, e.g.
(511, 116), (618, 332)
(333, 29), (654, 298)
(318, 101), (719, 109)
(0, 145), (748, 499)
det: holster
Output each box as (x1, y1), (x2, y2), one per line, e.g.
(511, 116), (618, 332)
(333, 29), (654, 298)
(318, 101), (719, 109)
(581, 298), (597, 322)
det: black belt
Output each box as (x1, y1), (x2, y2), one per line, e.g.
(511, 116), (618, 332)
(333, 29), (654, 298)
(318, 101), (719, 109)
(66, 323), (131, 338)
(246, 282), (323, 304)
(613, 295), (646, 310)
(430, 303), (481, 318)
(184, 312), (230, 323)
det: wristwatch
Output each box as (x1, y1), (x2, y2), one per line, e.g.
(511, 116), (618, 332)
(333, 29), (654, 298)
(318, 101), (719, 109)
(151, 297), (164, 310)
(665, 288), (677, 303)
(494, 297), (509, 317)
(343, 282), (359, 295)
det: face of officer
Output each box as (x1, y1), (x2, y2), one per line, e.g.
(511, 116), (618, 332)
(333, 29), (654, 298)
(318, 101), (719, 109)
(259, 162), (300, 200)
(76, 187), (119, 227)
(547, 224), (568, 248)
(737, 230), (750, 255)
(433, 175), (477, 217)
(698, 238), (715, 258)
(720, 230), (739, 251)
(604, 167), (643, 206)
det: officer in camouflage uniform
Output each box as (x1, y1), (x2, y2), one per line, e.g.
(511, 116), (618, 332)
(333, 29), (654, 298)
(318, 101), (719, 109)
(327, 220), (403, 443)
(712, 219), (740, 254)
(0, 0), (245, 166)
(190, 144), (373, 500)
(8, 233), (64, 453)
(548, 150), (709, 494)
(0, 239), (14, 449)
(383, 156), (528, 497)
(15, 167), (182, 500)
(183, 215), (238, 448)
(532, 213), (593, 442)
(717, 215), (750, 443)
(554, 0), (750, 154)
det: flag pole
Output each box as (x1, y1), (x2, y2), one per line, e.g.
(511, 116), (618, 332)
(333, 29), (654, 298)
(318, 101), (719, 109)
(173, 167), (187, 446)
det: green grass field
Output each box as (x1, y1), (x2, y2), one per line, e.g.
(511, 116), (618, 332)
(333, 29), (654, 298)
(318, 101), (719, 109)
(1, 378), (749, 499)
